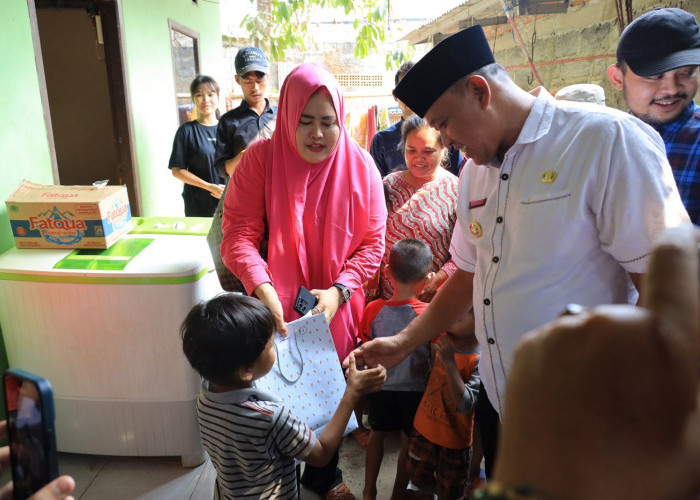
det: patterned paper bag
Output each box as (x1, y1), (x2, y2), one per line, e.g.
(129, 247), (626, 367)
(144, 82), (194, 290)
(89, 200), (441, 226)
(255, 313), (358, 435)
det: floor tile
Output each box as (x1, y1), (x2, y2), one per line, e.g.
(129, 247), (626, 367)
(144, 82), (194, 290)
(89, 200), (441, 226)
(0, 432), (399, 499)
(58, 453), (108, 498)
(76, 456), (203, 500)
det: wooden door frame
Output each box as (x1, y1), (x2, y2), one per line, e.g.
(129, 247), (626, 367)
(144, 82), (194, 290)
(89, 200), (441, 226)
(27, 0), (142, 216)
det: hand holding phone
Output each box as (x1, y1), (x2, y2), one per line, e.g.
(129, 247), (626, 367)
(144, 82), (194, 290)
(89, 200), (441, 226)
(4, 369), (59, 500)
(294, 286), (318, 316)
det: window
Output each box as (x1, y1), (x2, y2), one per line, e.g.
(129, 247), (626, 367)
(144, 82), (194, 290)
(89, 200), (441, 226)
(169, 20), (199, 124)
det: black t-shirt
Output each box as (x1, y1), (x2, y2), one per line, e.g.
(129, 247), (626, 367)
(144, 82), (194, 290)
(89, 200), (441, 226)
(214, 100), (277, 178)
(168, 120), (224, 217)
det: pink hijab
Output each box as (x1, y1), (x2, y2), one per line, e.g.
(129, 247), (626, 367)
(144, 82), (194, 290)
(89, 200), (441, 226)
(265, 62), (378, 358)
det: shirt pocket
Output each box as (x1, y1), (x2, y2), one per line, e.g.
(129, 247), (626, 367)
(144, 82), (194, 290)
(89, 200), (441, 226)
(515, 190), (575, 259)
(520, 190), (572, 205)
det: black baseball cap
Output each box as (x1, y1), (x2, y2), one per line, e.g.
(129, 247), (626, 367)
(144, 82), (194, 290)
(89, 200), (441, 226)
(393, 25), (495, 118)
(235, 47), (269, 76)
(617, 8), (700, 77)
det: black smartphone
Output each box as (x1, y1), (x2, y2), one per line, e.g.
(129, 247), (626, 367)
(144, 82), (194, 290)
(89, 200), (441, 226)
(3, 369), (59, 500)
(294, 286), (318, 316)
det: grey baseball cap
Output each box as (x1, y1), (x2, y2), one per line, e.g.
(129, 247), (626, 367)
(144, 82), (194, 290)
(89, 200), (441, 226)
(235, 47), (269, 76)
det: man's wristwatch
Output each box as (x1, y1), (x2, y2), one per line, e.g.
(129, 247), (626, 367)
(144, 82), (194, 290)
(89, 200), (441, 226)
(333, 283), (352, 303)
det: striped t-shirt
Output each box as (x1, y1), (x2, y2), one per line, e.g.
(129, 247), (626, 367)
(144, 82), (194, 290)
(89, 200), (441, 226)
(197, 383), (316, 499)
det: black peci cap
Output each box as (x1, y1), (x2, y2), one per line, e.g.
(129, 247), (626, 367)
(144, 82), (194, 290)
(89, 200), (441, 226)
(393, 25), (495, 117)
(617, 8), (700, 77)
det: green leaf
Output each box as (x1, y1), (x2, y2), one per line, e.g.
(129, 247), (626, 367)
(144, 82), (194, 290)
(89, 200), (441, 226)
(279, 3), (291, 21)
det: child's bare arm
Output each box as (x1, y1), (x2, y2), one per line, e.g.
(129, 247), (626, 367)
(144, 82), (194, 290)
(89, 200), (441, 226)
(436, 335), (471, 411)
(304, 354), (386, 467)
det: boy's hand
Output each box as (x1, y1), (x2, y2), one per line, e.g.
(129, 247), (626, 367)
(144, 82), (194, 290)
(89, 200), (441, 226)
(435, 334), (455, 365)
(345, 354), (386, 398)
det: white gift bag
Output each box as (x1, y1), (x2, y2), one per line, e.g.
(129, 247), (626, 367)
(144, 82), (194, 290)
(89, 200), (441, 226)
(255, 313), (358, 435)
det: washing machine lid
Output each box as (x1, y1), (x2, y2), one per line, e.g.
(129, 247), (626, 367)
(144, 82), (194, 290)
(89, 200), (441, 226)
(0, 234), (214, 284)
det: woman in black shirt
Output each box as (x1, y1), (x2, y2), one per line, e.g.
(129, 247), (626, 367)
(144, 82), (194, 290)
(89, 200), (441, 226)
(168, 75), (225, 217)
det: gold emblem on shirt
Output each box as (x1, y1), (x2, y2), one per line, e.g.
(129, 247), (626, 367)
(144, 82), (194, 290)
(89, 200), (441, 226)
(469, 221), (483, 238)
(541, 171), (557, 183)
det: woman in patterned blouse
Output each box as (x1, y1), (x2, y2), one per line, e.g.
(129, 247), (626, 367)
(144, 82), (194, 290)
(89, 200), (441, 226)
(380, 115), (459, 301)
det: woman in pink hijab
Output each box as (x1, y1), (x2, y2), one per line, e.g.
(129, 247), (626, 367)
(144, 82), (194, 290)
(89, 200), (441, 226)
(222, 61), (386, 366)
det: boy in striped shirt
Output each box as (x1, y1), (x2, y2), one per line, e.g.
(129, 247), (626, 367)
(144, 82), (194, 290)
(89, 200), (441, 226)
(181, 294), (386, 499)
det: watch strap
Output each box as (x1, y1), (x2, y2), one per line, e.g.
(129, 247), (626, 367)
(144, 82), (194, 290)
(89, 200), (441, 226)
(333, 283), (352, 303)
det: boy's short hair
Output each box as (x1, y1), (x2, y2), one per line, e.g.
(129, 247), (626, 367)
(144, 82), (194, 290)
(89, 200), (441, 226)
(389, 238), (433, 285)
(181, 294), (275, 385)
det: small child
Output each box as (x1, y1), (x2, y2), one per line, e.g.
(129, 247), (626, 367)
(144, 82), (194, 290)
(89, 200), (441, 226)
(181, 293), (386, 499)
(360, 238), (435, 500)
(406, 310), (480, 500)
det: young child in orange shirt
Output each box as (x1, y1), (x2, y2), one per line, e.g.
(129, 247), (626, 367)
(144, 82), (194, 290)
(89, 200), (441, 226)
(407, 310), (480, 500)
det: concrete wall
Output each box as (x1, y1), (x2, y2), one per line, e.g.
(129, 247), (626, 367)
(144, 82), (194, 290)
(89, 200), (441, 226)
(483, 0), (700, 110)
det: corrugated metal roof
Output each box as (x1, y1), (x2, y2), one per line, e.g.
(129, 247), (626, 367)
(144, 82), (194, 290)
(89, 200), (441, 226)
(401, 0), (506, 44)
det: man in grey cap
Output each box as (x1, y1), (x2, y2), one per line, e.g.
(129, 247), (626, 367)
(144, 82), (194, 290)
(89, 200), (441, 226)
(346, 24), (688, 483)
(608, 7), (700, 223)
(208, 47), (277, 293)
(214, 47), (277, 178)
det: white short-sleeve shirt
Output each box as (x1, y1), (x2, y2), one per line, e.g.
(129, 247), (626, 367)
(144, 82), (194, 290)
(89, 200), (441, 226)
(450, 89), (689, 415)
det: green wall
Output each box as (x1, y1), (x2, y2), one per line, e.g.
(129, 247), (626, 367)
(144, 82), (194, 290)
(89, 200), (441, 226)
(0, 0), (56, 254)
(0, 0), (223, 251)
(121, 0), (223, 217)
(0, 0), (51, 414)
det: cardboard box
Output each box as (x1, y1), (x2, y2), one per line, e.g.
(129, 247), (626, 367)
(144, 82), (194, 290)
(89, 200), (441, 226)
(5, 180), (132, 249)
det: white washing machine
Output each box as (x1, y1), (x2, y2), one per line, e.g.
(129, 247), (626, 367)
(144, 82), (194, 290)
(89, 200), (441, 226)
(0, 229), (222, 466)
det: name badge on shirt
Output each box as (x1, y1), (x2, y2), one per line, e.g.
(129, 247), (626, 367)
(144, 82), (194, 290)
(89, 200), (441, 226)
(469, 198), (487, 209)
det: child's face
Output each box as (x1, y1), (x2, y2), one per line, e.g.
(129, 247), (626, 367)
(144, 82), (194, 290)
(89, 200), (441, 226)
(249, 335), (276, 381)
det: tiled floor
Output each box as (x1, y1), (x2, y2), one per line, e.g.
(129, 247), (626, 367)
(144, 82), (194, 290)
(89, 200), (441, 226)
(16, 431), (402, 499)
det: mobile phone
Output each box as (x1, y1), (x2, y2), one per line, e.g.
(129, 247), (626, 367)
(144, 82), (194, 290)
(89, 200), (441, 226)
(294, 286), (318, 316)
(3, 369), (58, 500)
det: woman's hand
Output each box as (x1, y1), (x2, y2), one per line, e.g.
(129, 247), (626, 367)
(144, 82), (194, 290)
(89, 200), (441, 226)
(309, 286), (343, 325)
(253, 282), (288, 336)
(419, 269), (448, 302)
(208, 183), (225, 199)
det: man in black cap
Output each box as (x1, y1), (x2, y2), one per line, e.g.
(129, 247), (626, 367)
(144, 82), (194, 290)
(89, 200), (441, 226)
(608, 8), (700, 223)
(346, 24), (689, 482)
(214, 47), (277, 178)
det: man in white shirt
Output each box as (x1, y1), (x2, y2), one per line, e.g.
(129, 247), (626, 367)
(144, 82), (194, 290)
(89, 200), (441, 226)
(347, 24), (689, 477)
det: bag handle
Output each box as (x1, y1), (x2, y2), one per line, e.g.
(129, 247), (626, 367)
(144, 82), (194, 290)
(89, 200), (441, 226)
(273, 332), (304, 383)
